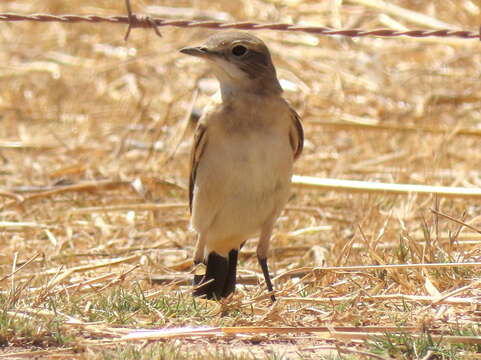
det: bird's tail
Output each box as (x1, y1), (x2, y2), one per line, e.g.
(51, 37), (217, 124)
(193, 249), (238, 299)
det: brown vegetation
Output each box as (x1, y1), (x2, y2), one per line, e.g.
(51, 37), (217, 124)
(1, 1), (480, 358)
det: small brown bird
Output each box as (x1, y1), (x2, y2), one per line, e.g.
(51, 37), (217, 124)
(180, 32), (303, 301)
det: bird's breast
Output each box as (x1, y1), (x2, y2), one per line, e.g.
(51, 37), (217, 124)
(191, 119), (294, 242)
(206, 125), (293, 191)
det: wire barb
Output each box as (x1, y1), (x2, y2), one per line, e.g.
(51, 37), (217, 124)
(124, 0), (162, 41)
(124, 0), (133, 41)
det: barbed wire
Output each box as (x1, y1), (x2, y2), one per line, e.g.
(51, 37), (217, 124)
(0, 10), (479, 41)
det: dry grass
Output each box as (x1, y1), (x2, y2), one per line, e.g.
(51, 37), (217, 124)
(1, 0), (481, 359)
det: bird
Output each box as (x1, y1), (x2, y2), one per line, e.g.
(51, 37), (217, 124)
(180, 32), (303, 301)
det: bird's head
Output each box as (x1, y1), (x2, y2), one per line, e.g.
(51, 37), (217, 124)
(180, 32), (282, 96)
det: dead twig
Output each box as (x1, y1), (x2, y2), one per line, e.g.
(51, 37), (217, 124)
(0, 253), (40, 282)
(293, 176), (481, 199)
(0, 189), (23, 202)
(430, 208), (481, 235)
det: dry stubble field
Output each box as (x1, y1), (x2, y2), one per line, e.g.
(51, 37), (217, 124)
(1, 0), (481, 359)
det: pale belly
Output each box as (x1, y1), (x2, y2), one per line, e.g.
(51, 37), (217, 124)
(191, 130), (293, 256)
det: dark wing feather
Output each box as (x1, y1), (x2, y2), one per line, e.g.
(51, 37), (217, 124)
(288, 106), (304, 160)
(189, 123), (208, 213)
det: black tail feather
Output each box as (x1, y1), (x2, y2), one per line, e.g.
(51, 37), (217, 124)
(222, 249), (238, 297)
(193, 274), (204, 286)
(193, 250), (239, 299)
(193, 252), (227, 299)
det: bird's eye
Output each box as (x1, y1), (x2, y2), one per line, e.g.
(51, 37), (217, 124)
(231, 45), (248, 57)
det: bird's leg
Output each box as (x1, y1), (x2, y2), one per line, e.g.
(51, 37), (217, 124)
(258, 257), (275, 302)
(257, 221), (276, 302)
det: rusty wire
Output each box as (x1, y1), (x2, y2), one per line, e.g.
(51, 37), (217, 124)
(0, 11), (480, 41)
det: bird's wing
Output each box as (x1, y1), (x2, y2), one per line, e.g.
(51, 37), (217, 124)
(189, 123), (208, 213)
(288, 105), (304, 160)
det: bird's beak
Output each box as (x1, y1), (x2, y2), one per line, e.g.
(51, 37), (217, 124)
(180, 46), (214, 58)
